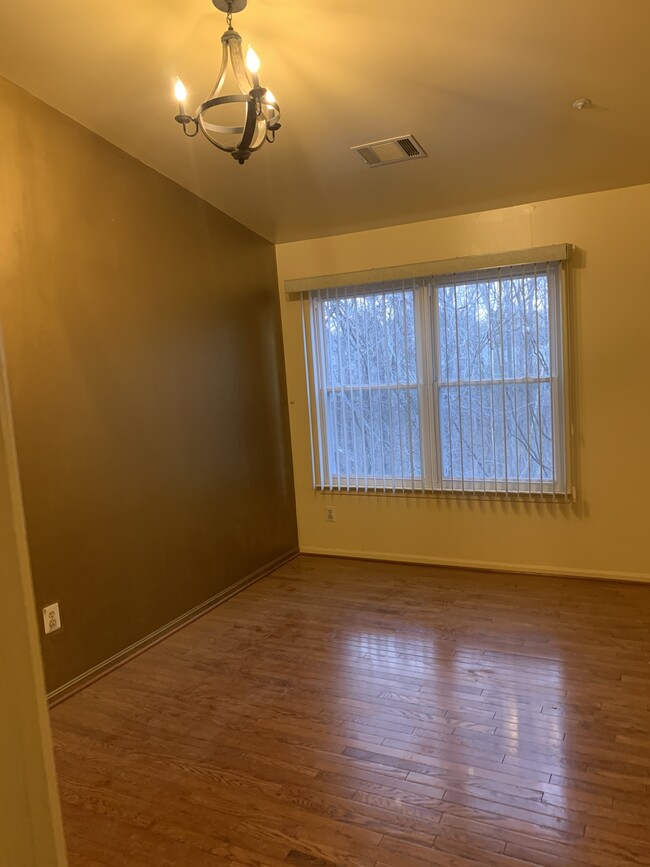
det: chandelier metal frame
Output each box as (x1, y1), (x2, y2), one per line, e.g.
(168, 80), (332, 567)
(174, 0), (281, 164)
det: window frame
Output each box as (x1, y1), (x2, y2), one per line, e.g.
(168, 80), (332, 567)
(303, 260), (572, 500)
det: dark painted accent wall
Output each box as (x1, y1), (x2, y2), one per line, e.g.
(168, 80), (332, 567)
(0, 76), (298, 691)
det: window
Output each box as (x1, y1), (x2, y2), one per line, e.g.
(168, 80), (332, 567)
(304, 259), (569, 497)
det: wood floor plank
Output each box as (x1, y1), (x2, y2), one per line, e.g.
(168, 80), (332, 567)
(51, 554), (650, 866)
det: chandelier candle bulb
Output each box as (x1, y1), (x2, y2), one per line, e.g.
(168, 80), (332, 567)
(173, 78), (188, 121)
(245, 46), (261, 87)
(174, 78), (187, 104)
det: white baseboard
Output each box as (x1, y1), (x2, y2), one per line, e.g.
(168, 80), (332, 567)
(47, 548), (300, 706)
(299, 545), (650, 585)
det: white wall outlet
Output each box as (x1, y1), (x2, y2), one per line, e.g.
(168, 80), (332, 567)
(42, 602), (61, 635)
(325, 505), (336, 523)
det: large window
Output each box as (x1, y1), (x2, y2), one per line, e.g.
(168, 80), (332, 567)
(305, 260), (569, 497)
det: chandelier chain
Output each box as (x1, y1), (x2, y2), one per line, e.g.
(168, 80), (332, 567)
(226, 1), (234, 29)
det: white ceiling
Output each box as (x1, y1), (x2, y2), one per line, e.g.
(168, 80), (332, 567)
(1, 0), (649, 243)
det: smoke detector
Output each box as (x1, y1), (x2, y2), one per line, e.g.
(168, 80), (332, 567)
(352, 135), (427, 167)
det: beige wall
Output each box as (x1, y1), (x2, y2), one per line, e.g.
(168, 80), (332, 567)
(277, 184), (650, 582)
(0, 342), (67, 866)
(0, 76), (297, 692)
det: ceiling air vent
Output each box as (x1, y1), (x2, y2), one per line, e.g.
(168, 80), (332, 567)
(352, 135), (427, 167)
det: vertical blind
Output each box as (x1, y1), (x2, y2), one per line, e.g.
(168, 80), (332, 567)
(301, 258), (569, 498)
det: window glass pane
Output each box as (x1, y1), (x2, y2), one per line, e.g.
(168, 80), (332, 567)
(320, 288), (422, 484)
(436, 271), (556, 489)
(439, 382), (553, 484)
(327, 387), (421, 482)
(322, 291), (417, 387)
(438, 276), (550, 383)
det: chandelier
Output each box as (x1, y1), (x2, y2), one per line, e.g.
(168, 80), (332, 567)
(173, 0), (280, 164)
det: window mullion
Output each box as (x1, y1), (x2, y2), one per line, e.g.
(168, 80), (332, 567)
(475, 275), (487, 494)
(487, 278), (498, 493)
(521, 265), (532, 495)
(534, 268), (544, 495)
(361, 284), (374, 491)
(465, 272), (477, 494)
(497, 269), (509, 493)
(381, 292), (396, 493)
(510, 264), (521, 494)
(428, 282), (443, 491)
(402, 281), (416, 492)
(390, 287), (405, 492)
(440, 282), (455, 492)
(452, 273), (466, 493)
(414, 283), (433, 491)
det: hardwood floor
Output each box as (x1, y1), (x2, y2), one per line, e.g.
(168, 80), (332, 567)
(51, 554), (650, 866)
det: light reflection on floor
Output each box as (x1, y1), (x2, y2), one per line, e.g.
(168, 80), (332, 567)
(337, 626), (568, 814)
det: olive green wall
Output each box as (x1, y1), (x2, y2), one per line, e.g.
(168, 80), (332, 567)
(0, 76), (298, 692)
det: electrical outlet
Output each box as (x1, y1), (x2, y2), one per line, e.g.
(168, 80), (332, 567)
(325, 505), (336, 523)
(42, 602), (61, 635)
